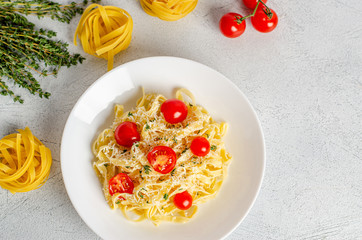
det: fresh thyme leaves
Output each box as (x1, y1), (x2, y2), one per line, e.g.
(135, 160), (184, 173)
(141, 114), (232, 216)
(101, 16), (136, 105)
(172, 136), (177, 144)
(182, 148), (188, 154)
(125, 166), (130, 168)
(170, 168), (176, 176)
(116, 200), (121, 204)
(128, 112), (133, 117)
(0, 0), (101, 103)
(163, 193), (168, 200)
(138, 192), (144, 198)
(145, 123), (150, 130)
(143, 165), (151, 174)
(122, 149), (127, 154)
(103, 163), (109, 167)
(211, 145), (217, 151)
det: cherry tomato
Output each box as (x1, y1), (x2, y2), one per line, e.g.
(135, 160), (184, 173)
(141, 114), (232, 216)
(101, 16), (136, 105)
(147, 146), (177, 174)
(160, 99), (188, 124)
(251, 8), (278, 33)
(219, 13), (246, 38)
(108, 173), (134, 196)
(242, 0), (268, 10)
(173, 191), (193, 210)
(190, 137), (210, 157)
(115, 121), (140, 147)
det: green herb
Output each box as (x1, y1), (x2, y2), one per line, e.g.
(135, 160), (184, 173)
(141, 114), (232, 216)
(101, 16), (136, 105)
(185, 123), (189, 127)
(146, 201), (149, 204)
(116, 200), (121, 204)
(0, 1), (90, 24)
(145, 123), (150, 131)
(172, 136), (177, 144)
(180, 164), (184, 167)
(164, 137), (168, 142)
(143, 165), (151, 174)
(0, 0), (101, 103)
(163, 193), (168, 200)
(206, 133), (209, 138)
(138, 192), (144, 198)
(122, 149), (127, 154)
(211, 145), (217, 151)
(125, 166), (130, 168)
(170, 168), (176, 176)
(182, 148), (188, 154)
(197, 130), (201, 134)
(189, 103), (193, 107)
(103, 163), (109, 167)
(135, 143), (139, 147)
(128, 112), (133, 117)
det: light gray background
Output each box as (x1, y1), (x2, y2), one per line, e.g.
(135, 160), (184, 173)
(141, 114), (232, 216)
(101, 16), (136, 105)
(0, 0), (361, 239)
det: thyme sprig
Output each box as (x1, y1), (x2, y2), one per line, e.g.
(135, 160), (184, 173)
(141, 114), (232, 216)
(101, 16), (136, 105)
(0, 0), (97, 23)
(0, 0), (98, 103)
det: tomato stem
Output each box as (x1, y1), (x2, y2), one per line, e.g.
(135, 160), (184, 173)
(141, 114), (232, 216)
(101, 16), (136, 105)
(236, 0), (273, 24)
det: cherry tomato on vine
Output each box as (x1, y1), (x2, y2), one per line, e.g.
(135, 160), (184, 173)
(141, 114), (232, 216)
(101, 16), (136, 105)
(108, 173), (134, 196)
(251, 8), (278, 33)
(190, 137), (210, 157)
(219, 12), (246, 38)
(161, 99), (188, 124)
(115, 121), (140, 147)
(242, 0), (268, 10)
(147, 146), (177, 174)
(173, 191), (193, 210)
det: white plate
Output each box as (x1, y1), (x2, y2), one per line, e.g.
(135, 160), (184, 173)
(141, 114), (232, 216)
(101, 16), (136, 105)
(61, 56), (265, 240)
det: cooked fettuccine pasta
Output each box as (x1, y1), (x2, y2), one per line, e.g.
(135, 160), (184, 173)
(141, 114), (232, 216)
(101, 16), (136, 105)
(93, 89), (231, 225)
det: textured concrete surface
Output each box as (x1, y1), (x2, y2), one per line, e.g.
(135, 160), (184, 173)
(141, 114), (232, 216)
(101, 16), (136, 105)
(0, 0), (361, 239)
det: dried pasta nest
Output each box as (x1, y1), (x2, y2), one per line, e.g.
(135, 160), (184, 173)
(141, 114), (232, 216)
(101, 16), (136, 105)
(140, 0), (198, 21)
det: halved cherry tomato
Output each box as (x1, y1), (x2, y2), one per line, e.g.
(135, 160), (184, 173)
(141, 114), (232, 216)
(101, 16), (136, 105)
(147, 146), (177, 174)
(115, 121), (140, 147)
(251, 8), (278, 33)
(173, 191), (193, 210)
(219, 12), (246, 38)
(160, 99), (188, 124)
(242, 0), (268, 10)
(190, 136), (210, 157)
(108, 173), (134, 196)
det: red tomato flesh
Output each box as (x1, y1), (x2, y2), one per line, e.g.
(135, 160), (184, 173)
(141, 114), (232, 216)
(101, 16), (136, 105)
(115, 121), (140, 147)
(219, 12), (246, 38)
(173, 191), (193, 210)
(190, 137), (210, 157)
(242, 0), (268, 10)
(251, 8), (278, 33)
(160, 99), (188, 124)
(147, 146), (177, 174)
(108, 173), (134, 196)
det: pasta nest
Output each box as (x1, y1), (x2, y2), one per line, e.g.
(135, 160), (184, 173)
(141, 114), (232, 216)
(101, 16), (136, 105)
(140, 0), (198, 21)
(74, 4), (133, 71)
